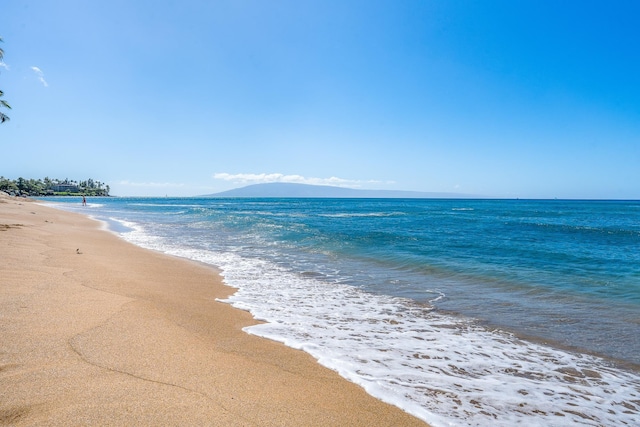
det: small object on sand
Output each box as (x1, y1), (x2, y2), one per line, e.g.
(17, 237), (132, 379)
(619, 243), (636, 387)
(76, 248), (82, 254)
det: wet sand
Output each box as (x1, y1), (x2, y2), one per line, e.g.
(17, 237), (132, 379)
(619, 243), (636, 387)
(0, 193), (427, 426)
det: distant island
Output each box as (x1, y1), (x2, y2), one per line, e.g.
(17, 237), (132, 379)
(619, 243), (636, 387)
(0, 177), (110, 197)
(203, 183), (474, 198)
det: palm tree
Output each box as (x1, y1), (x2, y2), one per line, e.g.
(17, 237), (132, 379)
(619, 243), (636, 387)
(0, 91), (10, 123)
(0, 37), (10, 123)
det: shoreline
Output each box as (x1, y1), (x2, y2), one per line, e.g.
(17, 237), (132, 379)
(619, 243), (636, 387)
(0, 193), (427, 426)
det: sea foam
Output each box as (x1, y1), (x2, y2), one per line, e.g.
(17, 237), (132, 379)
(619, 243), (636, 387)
(118, 220), (640, 427)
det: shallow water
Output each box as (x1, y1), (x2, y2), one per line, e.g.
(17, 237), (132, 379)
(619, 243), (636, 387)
(46, 197), (640, 426)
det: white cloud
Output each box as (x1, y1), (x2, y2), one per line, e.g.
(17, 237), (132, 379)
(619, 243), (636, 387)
(30, 66), (48, 87)
(0, 61), (8, 71)
(213, 173), (388, 188)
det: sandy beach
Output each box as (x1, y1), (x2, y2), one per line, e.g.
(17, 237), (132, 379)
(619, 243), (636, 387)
(0, 193), (426, 426)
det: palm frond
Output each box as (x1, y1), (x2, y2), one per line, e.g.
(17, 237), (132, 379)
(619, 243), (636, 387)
(0, 37), (9, 123)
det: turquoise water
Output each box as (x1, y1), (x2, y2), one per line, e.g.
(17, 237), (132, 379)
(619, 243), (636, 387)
(46, 197), (640, 426)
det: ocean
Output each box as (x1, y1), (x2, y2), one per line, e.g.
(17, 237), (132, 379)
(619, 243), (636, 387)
(45, 197), (640, 426)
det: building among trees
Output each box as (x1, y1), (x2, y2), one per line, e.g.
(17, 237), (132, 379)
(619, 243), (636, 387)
(0, 177), (110, 197)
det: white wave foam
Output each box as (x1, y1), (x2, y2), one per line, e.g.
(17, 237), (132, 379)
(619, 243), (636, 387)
(118, 222), (640, 427)
(129, 203), (199, 208)
(216, 260), (640, 426)
(318, 212), (406, 218)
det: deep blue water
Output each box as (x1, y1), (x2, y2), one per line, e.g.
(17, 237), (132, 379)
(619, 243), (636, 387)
(45, 197), (640, 426)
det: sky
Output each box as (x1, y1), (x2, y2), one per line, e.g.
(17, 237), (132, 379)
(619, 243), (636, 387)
(1, 0), (639, 198)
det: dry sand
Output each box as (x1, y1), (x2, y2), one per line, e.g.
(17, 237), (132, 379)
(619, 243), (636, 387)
(0, 193), (427, 426)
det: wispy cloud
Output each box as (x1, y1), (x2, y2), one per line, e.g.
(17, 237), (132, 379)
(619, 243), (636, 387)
(213, 173), (390, 188)
(30, 66), (48, 87)
(119, 180), (185, 188)
(0, 61), (8, 71)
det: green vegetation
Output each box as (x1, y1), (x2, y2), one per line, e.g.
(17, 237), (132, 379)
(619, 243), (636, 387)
(0, 37), (10, 124)
(0, 177), (110, 197)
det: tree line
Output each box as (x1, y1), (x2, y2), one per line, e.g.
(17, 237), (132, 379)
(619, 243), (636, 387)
(0, 177), (110, 197)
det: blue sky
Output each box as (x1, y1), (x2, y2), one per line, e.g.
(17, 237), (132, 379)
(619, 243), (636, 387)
(1, 0), (639, 198)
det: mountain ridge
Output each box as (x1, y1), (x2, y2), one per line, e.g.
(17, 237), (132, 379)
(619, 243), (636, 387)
(202, 183), (475, 198)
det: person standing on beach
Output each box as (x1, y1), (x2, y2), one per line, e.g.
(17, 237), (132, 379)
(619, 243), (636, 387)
(82, 195), (86, 206)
